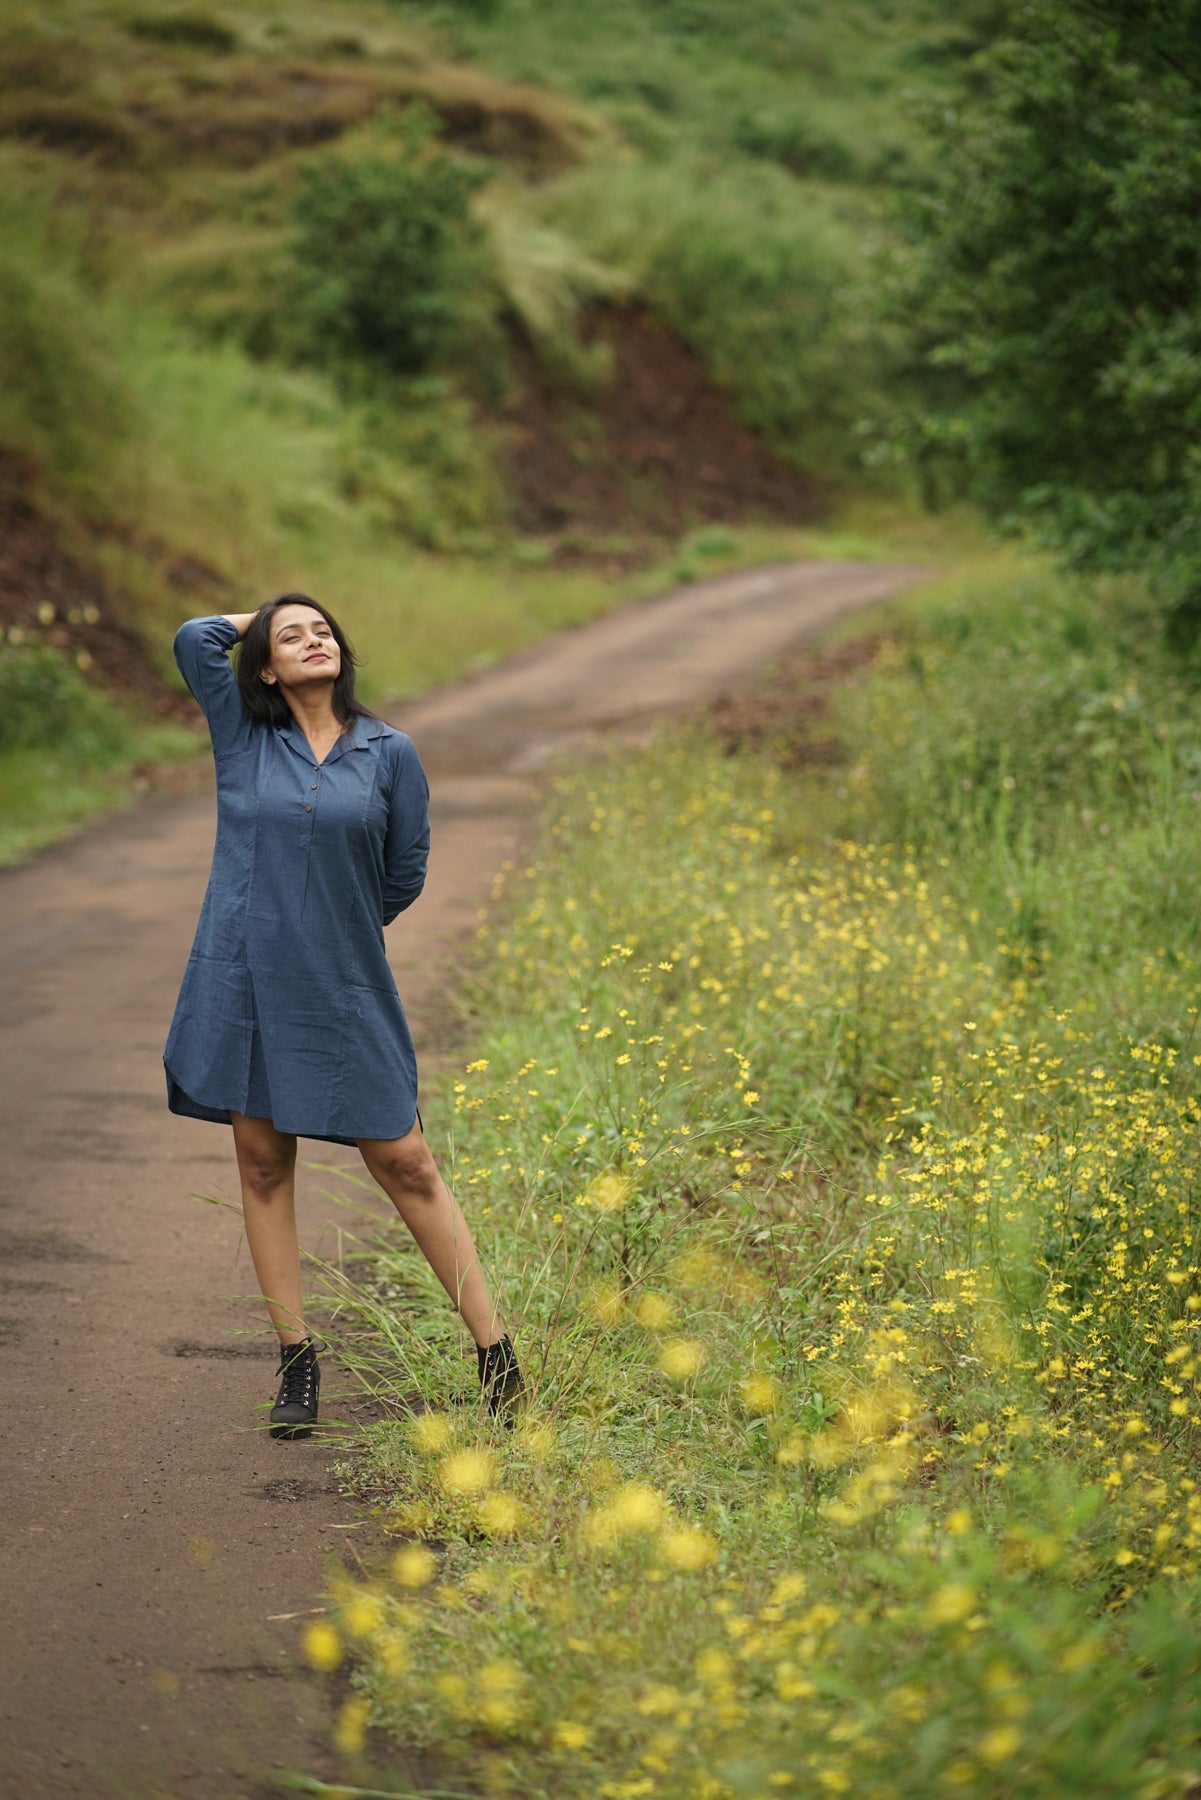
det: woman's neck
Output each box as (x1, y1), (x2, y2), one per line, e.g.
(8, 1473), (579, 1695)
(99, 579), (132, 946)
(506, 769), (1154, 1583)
(284, 690), (342, 756)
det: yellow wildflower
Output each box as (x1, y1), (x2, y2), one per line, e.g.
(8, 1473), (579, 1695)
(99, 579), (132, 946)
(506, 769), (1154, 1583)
(739, 1372), (780, 1415)
(391, 1544), (437, 1589)
(409, 1412), (454, 1454)
(332, 1696), (369, 1757)
(659, 1526), (719, 1570)
(634, 1292), (674, 1331)
(586, 1171), (632, 1212)
(476, 1492), (523, 1537)
(585, 1483), (666, 1546)
(659, 1339), (705, 1380)
(301, 1619), (343, 1671)
(695, 1647), (732, 1684)
(979, 1725), (1021, 1764)
(438, 1448), (496, 1494)
(341, 1591), (382, 1637)
(924, 1583), (976, 1626)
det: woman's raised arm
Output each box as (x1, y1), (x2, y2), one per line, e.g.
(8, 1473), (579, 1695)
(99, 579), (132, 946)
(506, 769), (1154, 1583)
(221, 612), (258, 639)
(174, 615), (253, 755)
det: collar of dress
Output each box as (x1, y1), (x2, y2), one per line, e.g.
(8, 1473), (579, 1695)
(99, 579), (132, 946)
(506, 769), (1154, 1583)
(277, 715), (388, 763)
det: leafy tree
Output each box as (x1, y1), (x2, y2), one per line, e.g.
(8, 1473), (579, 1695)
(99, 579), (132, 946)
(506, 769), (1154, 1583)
(896, 1), (1201, 628)
(292, 105), (485, 380)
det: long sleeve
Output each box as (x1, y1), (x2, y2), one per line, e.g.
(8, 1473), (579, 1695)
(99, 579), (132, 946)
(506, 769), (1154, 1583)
(173, 616), (252, 757)
(382, 735), (430, 925)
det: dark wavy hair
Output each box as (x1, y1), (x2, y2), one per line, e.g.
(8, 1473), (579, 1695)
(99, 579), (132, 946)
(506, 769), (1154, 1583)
(235, 592), (377, 730)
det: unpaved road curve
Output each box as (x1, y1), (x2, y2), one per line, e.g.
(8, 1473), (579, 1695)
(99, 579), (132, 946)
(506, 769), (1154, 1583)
(0, 560), (920, 1799)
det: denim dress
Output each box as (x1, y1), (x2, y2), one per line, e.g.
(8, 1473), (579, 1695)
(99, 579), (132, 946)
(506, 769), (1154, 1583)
(164, 616), (430, 1146)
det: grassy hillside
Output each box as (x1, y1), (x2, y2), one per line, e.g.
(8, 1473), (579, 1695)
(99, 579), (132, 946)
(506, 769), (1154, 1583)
(0, 0), (988, 857)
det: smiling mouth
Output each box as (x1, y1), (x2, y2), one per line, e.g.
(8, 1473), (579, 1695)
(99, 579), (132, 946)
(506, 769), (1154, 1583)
(303, 653), (331, 663)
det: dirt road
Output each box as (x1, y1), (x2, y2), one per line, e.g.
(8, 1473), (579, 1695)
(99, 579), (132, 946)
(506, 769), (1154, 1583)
(0, 559), (919, 1799)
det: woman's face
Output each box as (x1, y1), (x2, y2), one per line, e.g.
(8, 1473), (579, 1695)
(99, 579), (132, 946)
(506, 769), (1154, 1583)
(262, 604), (342, 693)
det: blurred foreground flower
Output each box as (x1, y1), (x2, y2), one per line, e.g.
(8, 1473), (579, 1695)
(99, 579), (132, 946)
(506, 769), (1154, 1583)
(333, 1695), (369, 1756)
(410, 1411), (454, 1454)
(925, 1582), (977, 1626)
(588, 1171), (633, 1211)
(477, 1659), (525, 1731)
(586, 1280), (624, 1326)
(634, 1291), (674, 1330)
(439, 1447), (497, 1494)
(659, 1525), (718, 1570)
(659, 1338), (704, 1380)
(584, 1482), (666, 1545)
(341, 1591), (383, 1637)
(518, 1418), (557, 1461)
(477, 1491), (524, 1536)
(392, 1544), (437, 1588)
(301, 1619), (343, 1671)
(739, 1372), (780, 1415)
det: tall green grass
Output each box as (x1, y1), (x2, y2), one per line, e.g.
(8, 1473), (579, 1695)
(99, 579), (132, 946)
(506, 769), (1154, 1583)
(0, 186), (131, 517)
(297, 557), (1201, 1798)
(404, 0), (987, 180)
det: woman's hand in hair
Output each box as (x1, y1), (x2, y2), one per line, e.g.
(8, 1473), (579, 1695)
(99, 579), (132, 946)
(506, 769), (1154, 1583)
(221, 613), (259, 640)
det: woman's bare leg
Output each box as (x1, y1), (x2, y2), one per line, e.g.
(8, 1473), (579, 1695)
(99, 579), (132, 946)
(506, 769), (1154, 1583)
(231, 1112), (306, 1344)
(357, 1122), (503, 1347)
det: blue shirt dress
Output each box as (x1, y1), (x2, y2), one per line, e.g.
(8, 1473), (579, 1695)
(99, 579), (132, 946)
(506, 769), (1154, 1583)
(164, 616), (430, 1146)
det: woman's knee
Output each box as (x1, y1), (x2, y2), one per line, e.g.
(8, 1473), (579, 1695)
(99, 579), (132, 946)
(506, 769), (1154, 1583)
(361, 1131), (440, 1199)
(232, 1116), (296, 1197)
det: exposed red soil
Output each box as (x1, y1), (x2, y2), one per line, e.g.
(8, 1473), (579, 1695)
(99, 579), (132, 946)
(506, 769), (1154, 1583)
(502, 306), (822, 562)
(708, 631), (885, 767)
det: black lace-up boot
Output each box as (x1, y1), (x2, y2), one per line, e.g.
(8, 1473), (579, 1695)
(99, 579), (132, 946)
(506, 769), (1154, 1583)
(477, 1334), (524, 1423)
(269, 1337), (320, 1440)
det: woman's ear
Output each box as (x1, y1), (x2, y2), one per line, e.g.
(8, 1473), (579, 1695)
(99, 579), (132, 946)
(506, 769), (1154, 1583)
(261, 669), (276, 685)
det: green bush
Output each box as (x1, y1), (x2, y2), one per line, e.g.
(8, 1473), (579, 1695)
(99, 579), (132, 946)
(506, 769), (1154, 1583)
(0, 643), (128, 756)
(334, 380), (509, 550)
(291, 106), (487, 380)
(892, 0), (1201, 628)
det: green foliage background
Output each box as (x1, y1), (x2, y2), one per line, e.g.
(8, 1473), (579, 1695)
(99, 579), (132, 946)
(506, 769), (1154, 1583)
(0, 0), (989, 580)
(891, 0), (1201, 625)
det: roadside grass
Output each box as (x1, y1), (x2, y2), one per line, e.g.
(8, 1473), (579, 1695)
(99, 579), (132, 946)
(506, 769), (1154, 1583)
(299, 556), (1201, 1797)
(0, 726), (198, 865)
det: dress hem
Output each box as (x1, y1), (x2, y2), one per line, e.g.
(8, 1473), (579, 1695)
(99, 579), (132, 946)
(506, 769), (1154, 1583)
(164, 1066), (417, 1148)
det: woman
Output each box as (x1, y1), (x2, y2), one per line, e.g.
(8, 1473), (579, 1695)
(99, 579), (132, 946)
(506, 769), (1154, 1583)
(164, 595), (522, 1438)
